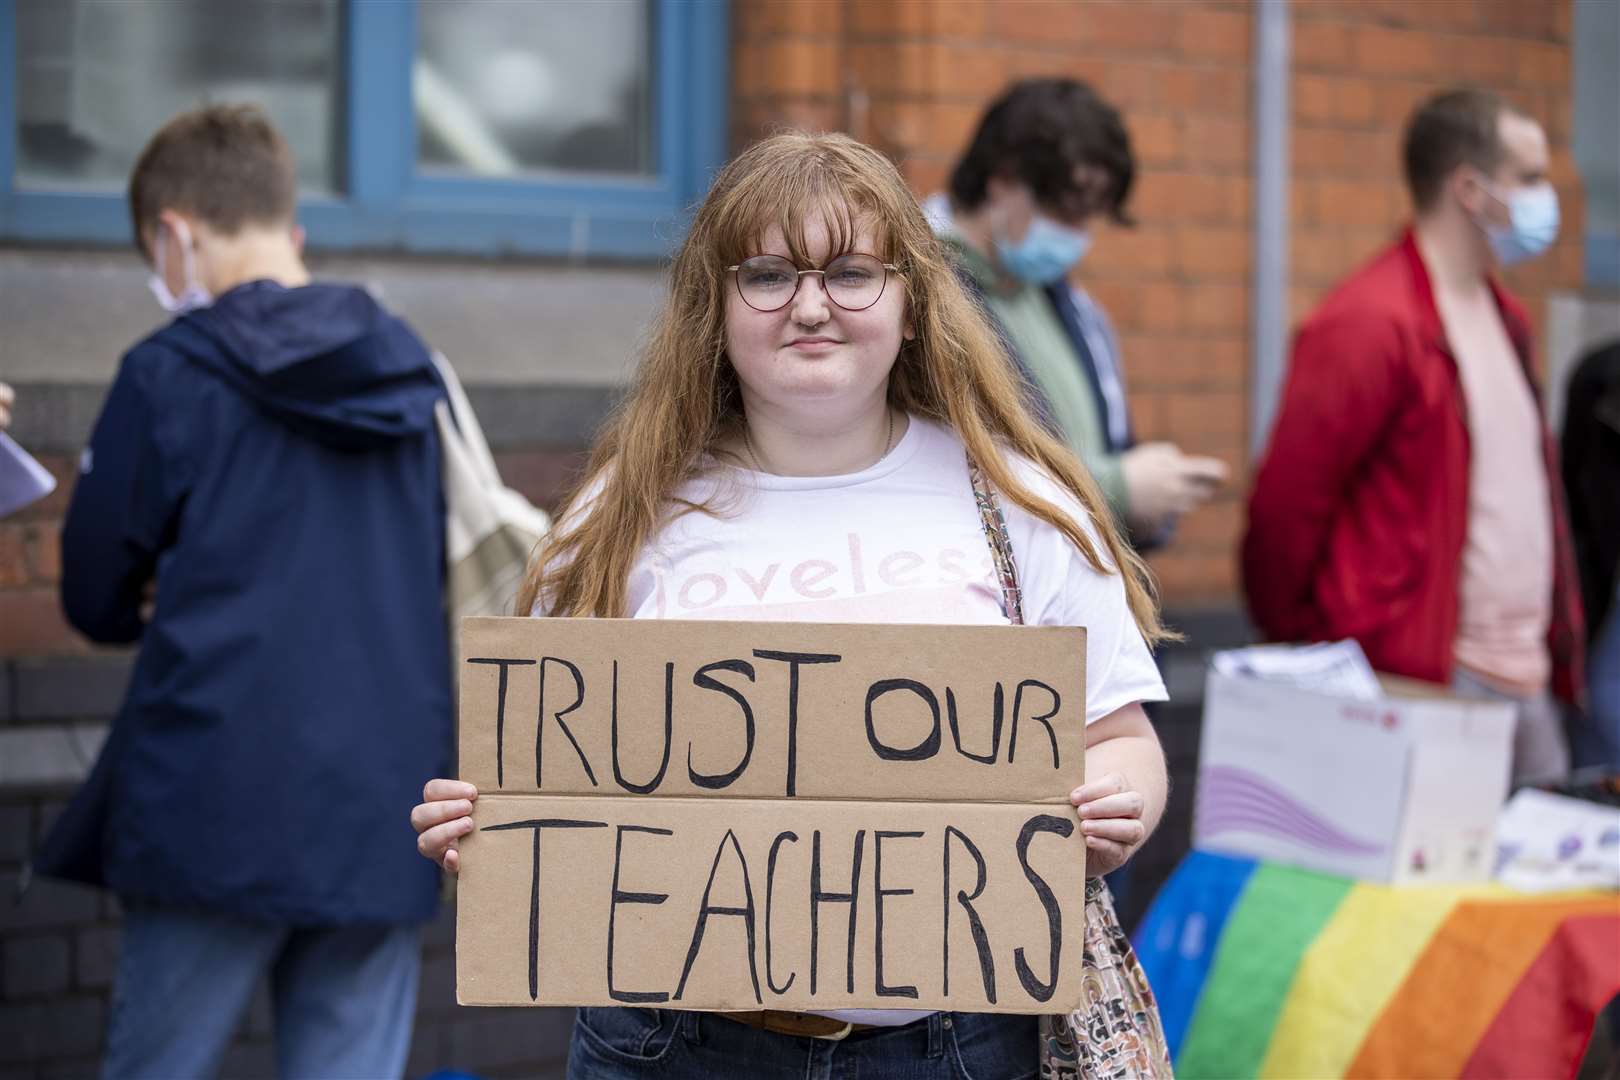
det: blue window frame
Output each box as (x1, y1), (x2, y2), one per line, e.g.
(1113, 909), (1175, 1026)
(0, 0), (728, 259)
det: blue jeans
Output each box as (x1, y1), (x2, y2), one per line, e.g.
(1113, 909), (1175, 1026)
(1577, 592), (1620, 771)
(102, 905), (421, 1079)
(567, 1008), (1037, 1080)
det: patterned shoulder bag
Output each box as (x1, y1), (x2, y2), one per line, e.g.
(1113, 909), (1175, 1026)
(968, 459), (1175, 1080)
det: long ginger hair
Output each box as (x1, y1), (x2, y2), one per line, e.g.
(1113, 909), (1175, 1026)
(516, 131), (1168, 645)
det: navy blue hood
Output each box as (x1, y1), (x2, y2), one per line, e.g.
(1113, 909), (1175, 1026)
(169, 281), (442, 449)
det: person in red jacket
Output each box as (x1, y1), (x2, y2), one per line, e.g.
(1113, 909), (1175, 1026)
(1244, 88), (1584, 782)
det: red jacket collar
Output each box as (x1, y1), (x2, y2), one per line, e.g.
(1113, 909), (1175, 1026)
(1397, 226), (1535, 366)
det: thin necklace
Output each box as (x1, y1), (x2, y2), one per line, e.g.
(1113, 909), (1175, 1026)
(743, 409), (895, 475)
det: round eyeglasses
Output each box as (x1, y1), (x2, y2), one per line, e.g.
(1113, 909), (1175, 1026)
(726, 253), (900, 313)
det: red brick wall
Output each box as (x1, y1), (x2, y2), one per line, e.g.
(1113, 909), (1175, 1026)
(0, 457), (80, 658)
(731, 0), (1581, 610)
(0, 451), (582, 661)
(0, 0), (1586, 657)
(1290, 0), (1584, 341)
(733, 0), (1254, 605)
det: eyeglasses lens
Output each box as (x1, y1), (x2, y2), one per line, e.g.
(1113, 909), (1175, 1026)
(735, 254), (887, 311)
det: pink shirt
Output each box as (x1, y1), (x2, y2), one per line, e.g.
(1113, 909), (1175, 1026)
(1450, 308), (1554, 693)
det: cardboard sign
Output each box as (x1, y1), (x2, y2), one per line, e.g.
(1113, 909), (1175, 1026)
(456, 616), (1088, 1013)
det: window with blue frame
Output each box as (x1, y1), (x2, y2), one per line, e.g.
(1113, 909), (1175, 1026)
(0, 0), (728, 259)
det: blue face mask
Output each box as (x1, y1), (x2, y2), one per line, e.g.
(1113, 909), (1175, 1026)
(994, 213), (1091, 284)
(1482, 182), (1559, 266)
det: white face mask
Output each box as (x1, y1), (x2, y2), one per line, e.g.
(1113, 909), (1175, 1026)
(147, 218), (213, 314)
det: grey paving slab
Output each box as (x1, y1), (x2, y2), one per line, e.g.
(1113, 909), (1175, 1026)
(1, 248), (660, 386)
(0, 725), (106, 791)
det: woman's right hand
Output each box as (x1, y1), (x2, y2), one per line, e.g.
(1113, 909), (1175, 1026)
(411, 779), (478, 873)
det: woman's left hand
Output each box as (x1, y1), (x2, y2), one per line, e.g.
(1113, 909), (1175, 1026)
(1070, 772), (1146, 877)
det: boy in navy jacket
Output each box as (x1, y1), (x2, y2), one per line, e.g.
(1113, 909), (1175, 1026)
(42, 104), (449, 1078)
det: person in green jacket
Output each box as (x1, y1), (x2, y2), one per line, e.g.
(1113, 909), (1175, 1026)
(926, 79), (1226, 547)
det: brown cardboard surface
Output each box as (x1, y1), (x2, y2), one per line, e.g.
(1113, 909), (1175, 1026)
(457, 795), (1087, 1011)
(458, 617), (1087, 802)
(456, 617), (1089, 1012)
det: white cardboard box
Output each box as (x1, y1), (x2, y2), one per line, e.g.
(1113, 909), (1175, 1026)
(1192, 669), (1516, 883)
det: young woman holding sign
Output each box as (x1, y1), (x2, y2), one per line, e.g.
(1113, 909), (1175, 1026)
(413, 132), (1172, 1079)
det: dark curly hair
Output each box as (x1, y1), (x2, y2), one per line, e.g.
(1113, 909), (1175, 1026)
(948, 78), (1135, 226)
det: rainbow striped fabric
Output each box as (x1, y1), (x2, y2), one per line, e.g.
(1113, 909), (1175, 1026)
(1134, 851), (1620, 1078)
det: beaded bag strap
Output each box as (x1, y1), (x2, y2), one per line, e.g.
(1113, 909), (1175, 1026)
(968, 458), (1024, 626)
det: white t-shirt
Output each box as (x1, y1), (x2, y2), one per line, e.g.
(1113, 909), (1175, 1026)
(550, 414), (1167, 1023)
